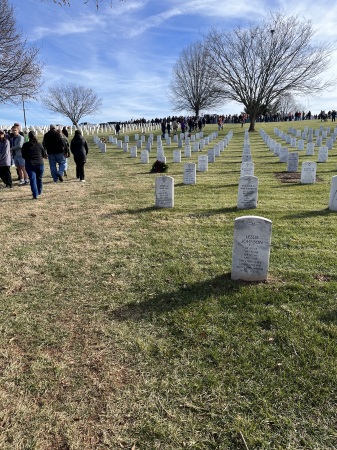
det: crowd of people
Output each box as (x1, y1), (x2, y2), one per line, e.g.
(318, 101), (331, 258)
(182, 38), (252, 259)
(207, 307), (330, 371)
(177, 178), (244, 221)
(0, 123), (89, 199)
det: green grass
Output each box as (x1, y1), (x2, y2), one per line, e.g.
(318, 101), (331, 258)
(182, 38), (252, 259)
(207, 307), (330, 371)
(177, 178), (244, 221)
(1, 121), (337, 449)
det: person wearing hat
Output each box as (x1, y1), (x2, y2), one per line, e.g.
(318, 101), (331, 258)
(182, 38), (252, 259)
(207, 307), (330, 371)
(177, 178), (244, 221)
(22, 131), (48, 199)
(42, 124), (66, 182)
(0, 130), (12, 188)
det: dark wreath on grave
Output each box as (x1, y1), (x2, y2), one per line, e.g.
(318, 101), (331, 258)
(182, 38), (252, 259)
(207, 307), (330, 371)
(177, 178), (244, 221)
(150, 160), (169, 173)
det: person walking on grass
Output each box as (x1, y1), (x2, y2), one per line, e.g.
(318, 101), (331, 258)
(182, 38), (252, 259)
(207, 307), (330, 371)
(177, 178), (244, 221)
(43, 124), (66, 182)
(22, 131), (47, 200)
(0, 130), (12, 188)
(59, 128), (70, 177)
(11, 126), (29, 185)
(70, 129), (88, 182)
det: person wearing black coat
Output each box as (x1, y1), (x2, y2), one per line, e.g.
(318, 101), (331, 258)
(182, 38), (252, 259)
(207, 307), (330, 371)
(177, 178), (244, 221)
(22, 131), (48, 199)
(70, 129), (89, 182)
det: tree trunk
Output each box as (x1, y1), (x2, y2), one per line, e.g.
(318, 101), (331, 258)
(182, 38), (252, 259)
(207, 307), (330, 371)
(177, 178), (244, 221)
(249, 114), (256, 132)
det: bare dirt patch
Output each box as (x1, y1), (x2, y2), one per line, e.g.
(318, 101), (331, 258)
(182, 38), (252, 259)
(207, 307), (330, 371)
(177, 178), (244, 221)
(274, 172), (323, 183)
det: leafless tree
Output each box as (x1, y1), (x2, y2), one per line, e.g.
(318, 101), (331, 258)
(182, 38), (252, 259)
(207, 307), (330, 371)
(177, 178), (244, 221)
(0, 0), (42, 105)
(168, 41), (225, 117)
(270, 93), (304, 118)
(42, 84), (102, 126)
(205, 11), (335, 131)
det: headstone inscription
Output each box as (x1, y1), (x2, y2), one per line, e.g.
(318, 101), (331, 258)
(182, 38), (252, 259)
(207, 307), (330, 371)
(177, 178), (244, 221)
(279, 147), (289, 163)
(183, 163), (196, 185)
(208, 149), (216, 163)
(242, 153), (252, 162)
(140, 150), (149, 164)
(301, 161), (317, 184)
(155, 176), (174, 208)
(240, 162), (254, 177)
(123, 143), (128, 153)
(173, 150), (181, 163)
(306, 143), (315, 156)
(130, 146), (137, 158)
(231, 215), (272, 281)
(198, 155), (208, 172)
(287, 152), (299, 172)
(237, 176), (258, 209)
(317, 146), (328, 163)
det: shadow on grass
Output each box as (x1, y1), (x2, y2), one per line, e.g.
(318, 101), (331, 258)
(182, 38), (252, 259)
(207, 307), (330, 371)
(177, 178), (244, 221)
(101, 206), (158, 217)
(187, 206), (238, 216)
(111, 273), (266, 322)
(319, 309), (337, 325)
(282, 208), (334, 219)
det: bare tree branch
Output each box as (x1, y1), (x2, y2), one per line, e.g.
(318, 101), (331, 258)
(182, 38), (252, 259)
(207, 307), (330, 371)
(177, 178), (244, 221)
(42, 84), (102, 126)
(205, 11), (335, 131)
(168, 41), (226, 117)
(0, 0), (43, 105)
(38, 0), (126, 8)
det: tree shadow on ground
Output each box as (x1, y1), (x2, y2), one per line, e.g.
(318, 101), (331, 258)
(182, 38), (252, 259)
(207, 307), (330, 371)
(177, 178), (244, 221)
(319, 309), (337, 325)
(282, 208), (334, 219)
(101, 206), (157, 218)
(186, 206), (238, 216)
(111, 273), (267, 322)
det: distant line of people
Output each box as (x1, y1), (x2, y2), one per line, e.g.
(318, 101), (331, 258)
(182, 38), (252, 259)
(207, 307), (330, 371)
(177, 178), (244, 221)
(0, 123), (89, 199)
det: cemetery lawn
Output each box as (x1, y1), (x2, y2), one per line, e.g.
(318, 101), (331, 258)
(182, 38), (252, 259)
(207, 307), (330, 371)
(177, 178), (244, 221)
(1, 121), (337, 450)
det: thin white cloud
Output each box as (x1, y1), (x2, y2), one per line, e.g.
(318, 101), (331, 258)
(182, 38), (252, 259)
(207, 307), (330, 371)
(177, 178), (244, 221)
(33, 13), (102, 39)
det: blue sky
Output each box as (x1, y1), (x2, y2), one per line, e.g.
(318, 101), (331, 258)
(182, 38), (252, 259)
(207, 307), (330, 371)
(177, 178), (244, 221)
(2, 0), (337, 126)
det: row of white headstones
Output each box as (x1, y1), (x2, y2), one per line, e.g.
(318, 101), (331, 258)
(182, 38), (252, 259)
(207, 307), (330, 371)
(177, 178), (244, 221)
(94, 126), (336, 282)
(260, 126), (337, 210)
(93, 127), (268, 281)
(94, 130), (233, 169)
(18, 123), (162, 137)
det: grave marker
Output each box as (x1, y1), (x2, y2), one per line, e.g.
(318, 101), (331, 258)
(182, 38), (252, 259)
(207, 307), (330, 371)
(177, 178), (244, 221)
(183, 163), (196, 185)
(301, 161), (317, 184)
(155, 176), (174, 208)
(198, 155), (208, 172)
(237, 176), (258, 209)
(231, 216), (272, 281)
(287, 152), (299, 172)
(329, 176), (337, 211)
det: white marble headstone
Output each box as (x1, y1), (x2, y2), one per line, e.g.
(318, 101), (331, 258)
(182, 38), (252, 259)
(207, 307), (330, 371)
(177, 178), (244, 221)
(173, 150), (181, 163)
(237, 176), (258, 209)
(155, 176), (174, 208)
(329, 175), (337, 210)
(231, 215), (272, 281)
(306, 143), (315, 156)
(130, 146), (137, 158)
(287, 152), (299, 172)
(301, 161), (316, 184)
(208, 149), (216, 163)
(198, 155), (208, 172)
(183, 163), (196, 185)
(317, 146), (328, 163)
(140, 150), (149, 164)
(240, 162), (254, 177)
(184, 145), (191, 158)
